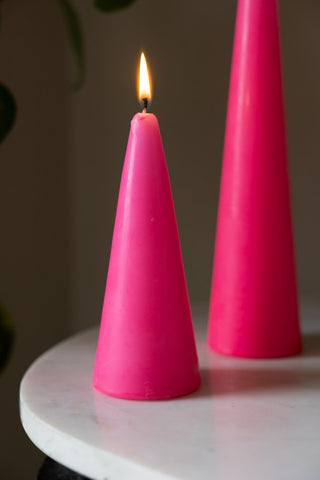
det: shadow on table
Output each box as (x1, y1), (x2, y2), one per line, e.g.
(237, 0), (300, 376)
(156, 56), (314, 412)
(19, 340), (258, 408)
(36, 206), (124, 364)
(301, 333), (320, 358)
(189, 333), (320, 399)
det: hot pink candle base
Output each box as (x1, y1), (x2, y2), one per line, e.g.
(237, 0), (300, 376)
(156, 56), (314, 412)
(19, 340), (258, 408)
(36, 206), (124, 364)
(93, 113), (201, 399)
(208, 0), (302, 358)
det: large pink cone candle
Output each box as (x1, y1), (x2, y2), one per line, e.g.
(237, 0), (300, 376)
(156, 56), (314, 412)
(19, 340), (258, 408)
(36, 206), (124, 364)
(93, 53), (201, 399)
(208, 0), (302, 358)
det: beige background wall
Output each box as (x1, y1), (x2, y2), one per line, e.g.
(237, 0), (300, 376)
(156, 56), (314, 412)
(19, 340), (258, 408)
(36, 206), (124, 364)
(0, 0), (320, 478)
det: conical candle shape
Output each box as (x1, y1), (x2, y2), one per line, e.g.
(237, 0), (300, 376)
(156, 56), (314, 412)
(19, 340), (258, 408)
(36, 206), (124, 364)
(94, 113), (201, 399)
(208, 0), (302, 358)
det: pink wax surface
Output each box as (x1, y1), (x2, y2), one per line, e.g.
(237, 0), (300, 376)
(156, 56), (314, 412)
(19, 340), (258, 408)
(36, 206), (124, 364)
(208, 0), (302, 358)
(93, 113), (201, 399)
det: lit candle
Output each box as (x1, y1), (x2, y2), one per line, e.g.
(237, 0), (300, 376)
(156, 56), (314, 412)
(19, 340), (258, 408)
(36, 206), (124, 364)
(93, 53), (201, 400)
(208, 0), (302, 358)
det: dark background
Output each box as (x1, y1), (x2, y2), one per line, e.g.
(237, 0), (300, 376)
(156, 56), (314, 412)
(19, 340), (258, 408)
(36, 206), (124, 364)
(0, 0), (319, 477)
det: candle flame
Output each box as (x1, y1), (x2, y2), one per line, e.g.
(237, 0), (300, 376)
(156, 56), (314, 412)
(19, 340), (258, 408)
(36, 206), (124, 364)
(139, 52), (152, 105)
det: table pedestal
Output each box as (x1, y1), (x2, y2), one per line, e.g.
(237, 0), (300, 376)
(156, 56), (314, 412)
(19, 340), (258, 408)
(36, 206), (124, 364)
(38, 457), (90, 480)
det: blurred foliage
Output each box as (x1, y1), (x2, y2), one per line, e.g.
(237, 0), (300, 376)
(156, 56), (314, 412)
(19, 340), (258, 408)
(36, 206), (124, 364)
(59, 0), (138, 86)
(0, 83), (16, 143)
(0, 0), (137, 369)
(58, 0), (85, 89)
(94, 0), (137, 13)
(0, 303), (14, 373)
(0, 0), (139, 138)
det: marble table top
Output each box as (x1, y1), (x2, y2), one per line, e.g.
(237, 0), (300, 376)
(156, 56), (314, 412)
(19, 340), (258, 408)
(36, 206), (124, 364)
(20, 303), (320, 480)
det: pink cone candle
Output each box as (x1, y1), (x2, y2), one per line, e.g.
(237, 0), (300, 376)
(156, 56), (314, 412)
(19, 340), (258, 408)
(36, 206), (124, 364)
(93, 53), (201, 399)
(208, 0), (302, 358)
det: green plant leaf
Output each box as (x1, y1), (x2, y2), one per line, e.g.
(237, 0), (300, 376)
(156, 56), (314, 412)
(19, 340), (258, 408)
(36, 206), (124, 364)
(58, 0), (85, 89)
(0, 303), (14, 373)
(0, 83), (16, 143)
(94, 0), (137, 13)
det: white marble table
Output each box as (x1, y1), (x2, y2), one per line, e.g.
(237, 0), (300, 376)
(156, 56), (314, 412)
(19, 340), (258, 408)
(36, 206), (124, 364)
(20, 303), (320, 480)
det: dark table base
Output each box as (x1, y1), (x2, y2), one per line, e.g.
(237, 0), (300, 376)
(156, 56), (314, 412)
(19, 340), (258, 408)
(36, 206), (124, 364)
(38, 457), (91, 480)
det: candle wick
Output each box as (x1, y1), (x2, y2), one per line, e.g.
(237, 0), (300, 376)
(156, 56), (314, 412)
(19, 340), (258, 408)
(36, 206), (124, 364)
(142, 98), (148, 113)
